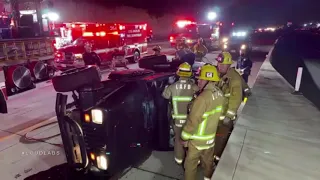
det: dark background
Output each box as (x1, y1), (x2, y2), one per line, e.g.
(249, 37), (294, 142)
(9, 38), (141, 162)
(89, 0), (320, 26)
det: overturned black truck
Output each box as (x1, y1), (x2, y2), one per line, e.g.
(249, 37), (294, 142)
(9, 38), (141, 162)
(51, 54), (201, 178)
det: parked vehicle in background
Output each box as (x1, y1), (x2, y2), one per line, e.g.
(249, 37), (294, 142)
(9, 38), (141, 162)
(54, 23), (149, 70)
(169, 20), (214, 50)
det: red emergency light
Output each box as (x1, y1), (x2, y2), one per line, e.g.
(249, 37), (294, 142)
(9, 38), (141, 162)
(95, 31), (106, 37)
(176, 20), (195, 28)
(108, 31), (119, 35)
(83, 32), (94, 37)
(119, 25), (125, 30)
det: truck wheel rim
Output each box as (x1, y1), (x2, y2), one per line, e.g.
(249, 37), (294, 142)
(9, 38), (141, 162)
(34, 61), (47, 80)
(12, 66), (32, 89)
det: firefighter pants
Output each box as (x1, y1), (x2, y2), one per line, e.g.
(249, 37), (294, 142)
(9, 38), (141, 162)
(173, 125), (185, 164)
(214, 121), (234, 158)
(184, 142), (215, 180)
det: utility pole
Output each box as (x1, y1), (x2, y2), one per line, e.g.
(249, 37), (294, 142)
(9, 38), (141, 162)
(35, 0), (43, 35)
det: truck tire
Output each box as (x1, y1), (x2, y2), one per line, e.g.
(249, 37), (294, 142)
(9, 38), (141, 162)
(52, 66), (101, 92)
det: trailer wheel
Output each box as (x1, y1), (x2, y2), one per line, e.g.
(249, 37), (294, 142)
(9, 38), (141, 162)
(52, 66), (101, 92)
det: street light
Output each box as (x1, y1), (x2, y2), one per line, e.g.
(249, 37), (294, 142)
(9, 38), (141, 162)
(207, 12), (217, 21)
(42, 12), (59, 21)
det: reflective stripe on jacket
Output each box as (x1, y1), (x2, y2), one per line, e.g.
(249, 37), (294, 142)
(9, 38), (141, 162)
(162, 78), (199, 127)
(181, 82), (225, 150)
(218, 68), (243, 119)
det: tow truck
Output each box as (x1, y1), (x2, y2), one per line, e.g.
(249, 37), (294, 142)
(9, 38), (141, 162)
(52, 54), (198, 177)
(169, 20), (214, 50)
(54, 23), (148, 70)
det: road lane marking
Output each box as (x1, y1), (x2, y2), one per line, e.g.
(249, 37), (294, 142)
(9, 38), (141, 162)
(0, 116), (57, 141)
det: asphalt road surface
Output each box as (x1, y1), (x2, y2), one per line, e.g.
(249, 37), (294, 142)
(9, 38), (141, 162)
(0, 42), (267, 180)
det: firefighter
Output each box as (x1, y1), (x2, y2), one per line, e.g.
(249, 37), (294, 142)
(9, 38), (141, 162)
(152, 45), (162, 56)
(112, 49), (129, 70)
(193, 38), (208, 62)
(181, 64), (225, 180)
(174, 46), (196, 66)
(236, 45), (253, 83)
(213, 51), (251, 162)
(82, 42), (101, 66)
(177, 37), (190, 49)
(162, 62), (199, 165)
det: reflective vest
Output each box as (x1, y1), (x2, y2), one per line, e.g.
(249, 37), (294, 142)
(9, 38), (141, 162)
(181, 105), (223, 150)
(172, 96), (193, 127)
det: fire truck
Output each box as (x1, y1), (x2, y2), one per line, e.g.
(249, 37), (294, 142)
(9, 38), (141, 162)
(169, 20), (215, 49)
(54, 23), (148, 70)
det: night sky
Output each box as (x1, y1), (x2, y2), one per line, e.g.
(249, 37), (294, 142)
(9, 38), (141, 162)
(94, 0), (319, 25)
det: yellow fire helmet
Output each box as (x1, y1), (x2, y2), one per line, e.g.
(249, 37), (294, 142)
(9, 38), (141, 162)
(198, 64), (220, 81)
(216, 51), (233, 65)
(177, 62), (192, 77)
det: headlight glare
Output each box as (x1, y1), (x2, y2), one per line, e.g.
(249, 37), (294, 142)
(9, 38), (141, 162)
(91, 109), (103, 124)
(97, 155), (108, 170)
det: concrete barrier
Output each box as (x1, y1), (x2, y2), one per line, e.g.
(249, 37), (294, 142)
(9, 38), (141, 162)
(212, 58), (320, 180)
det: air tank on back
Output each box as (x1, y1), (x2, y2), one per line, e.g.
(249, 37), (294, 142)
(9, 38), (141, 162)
(269, 30), (320, 109)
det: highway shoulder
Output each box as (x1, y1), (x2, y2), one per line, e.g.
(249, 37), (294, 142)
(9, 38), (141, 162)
(213, 60), (320, 180)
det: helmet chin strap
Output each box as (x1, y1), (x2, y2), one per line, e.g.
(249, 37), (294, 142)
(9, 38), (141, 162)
(199, 81), (209, 92)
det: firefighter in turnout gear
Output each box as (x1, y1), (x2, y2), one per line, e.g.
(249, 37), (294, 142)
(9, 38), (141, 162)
(193, 38), (208, 62)
(181, 64), (225, 180)
(213, 51), (250, 162)
(177, 37), (190, 50)
(162, 62), (199, 165)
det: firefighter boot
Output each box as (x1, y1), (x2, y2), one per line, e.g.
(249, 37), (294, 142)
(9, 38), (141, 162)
(173, 125), (185, 165)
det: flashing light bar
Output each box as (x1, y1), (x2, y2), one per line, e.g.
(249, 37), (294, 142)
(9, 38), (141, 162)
(108, 31), (119, 35)
(176, 20), (195, 28)
(83, 32), (94, 37)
